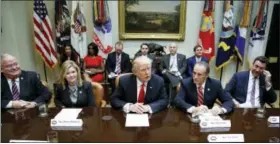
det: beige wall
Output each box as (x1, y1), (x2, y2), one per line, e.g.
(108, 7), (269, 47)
(1, 1), (278, 88)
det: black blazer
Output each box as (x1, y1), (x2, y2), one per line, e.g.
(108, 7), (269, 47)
(160, 53), (187, 77)
(110, 74), (168, 113)
(105, 52), (132, 74)
(54, 81), (95, 108)
(1, 71), (51, 108)
(173, 77), (234, 113)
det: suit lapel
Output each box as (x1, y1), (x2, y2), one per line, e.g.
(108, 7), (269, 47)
(76, 86), (83, 105)
(131, 76), (137, 102)
(177, 54), (181, 67)
(145, 78), (153, 103)
(190, 80), (198, 105)
(244, 71), (250, 95)
(166, 54), (170, 69)
(19, 72), (26, 99)
(203, 79), (210, 105)
(2, 75), (12, 97)
(259, 75), (265, 103)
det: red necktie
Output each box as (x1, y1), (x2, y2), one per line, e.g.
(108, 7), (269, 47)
(138, 83), (145, 103)
(197, 85), (203, 106)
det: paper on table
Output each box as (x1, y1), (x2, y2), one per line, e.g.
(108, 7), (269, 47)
(10, 139), (48, 143)
(54, 108), (82, 120)
(125, 113), (149, 127)
(198, 112), (223, 122)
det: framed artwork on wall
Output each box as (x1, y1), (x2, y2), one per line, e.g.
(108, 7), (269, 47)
(118, 1), (186, 41)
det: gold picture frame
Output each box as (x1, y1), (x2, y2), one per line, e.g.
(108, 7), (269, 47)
(118, 1), (186, 41)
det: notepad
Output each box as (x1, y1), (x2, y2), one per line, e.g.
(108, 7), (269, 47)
(125, 114), (149, 127)
(54, 108), (82, 120)
(10, 139), (48, 143)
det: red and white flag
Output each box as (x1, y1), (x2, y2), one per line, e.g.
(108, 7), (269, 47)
(33, 0), (57, 68)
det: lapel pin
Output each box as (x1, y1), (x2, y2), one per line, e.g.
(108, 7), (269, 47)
(79, 91), (82, 94)
(207, 88), (210, 91)
(150, 87), (152, 89)
(21, 77), (24, 80)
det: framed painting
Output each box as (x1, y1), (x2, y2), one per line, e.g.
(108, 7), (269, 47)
(118, 1), (186, 41)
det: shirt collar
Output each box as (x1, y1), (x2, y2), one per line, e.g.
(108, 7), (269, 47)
(7, 77), (20, 82)
(136, 77), (148, 87)
(196, 80), (206, 89)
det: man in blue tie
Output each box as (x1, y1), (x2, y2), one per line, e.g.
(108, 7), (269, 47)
(225, 56), (277, 108)
(186, 45), (208, 77)
(1, 54), (51, 109)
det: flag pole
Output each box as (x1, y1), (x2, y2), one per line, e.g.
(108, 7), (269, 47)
(236, 59), (239, 73)
(219, 67), (223, 81)
(43, 61), (48, 82)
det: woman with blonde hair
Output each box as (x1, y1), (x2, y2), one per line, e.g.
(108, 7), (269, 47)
(55, 60), (95, 107)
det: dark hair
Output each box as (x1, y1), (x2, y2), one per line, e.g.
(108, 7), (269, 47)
(193, 45), (202, 52)
(140, 43), (149, 49)
(253, 56), (268, 65)
(195, 61), (210, 74)
(60, 44), (79, 65)
(87, 42), (99, 56)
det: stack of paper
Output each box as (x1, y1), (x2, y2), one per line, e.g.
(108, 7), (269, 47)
(54, 109), (82, 120)
(198, 112), (231, 132)
(125, 114), (149, 127)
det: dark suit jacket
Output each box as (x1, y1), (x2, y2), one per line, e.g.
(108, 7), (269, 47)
(54, 81), (95, 108)
(173, 77), (234, 113)
(134, 53), (156, 74)
(1, 71), (51, 108)
(110, 74), (168, 113)
(105, 52), (132, 74)
(160, 53), (187, 75)
(225, 71), (277, 106)
(186, 56), (208, 77)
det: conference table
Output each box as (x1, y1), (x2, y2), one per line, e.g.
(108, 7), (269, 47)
(1, 108), (280, 142)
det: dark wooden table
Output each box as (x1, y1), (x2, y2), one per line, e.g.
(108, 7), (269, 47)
(1, 108), (280, 142)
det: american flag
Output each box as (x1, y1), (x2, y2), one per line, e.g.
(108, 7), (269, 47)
(33, 0), (57, 68)
(74, 14), (82, 33)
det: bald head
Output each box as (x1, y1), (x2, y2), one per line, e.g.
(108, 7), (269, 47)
(1, 53), (21, 79)
(169, 42), (178, 55)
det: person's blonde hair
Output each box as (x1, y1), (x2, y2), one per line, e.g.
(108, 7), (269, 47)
(132, 56), (152, 74)
(58, 60), (83, 89)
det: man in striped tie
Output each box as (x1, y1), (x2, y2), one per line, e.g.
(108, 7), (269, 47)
(1, 54), (51, 109)
(173, 62), (234, 116)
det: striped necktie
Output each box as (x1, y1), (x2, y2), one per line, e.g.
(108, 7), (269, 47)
(197, 85), (203, 106)
(12, 79), (20, 100)
(116, 54), (121, 74)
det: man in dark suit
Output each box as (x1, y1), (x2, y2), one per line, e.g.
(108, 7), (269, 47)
(105, 41), (132, 92)
(173, 62), (234, 115)
(225, 56), (277, 108)
(159, 43), (187, 105)
(134, 43), (156, 74)
(186, 45), (208, 77)
(1, 54), (51, 109)
(111, 56), (168, 114)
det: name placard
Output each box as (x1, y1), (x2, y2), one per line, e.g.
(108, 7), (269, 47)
(268, 116), (280, 124)
(200, 120), (231, 128)
(207, 134), (244, 142)
(50, 119), (83, 131)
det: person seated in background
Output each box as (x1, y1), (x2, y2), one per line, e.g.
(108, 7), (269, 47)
(1, 54), (51, 109)
(111, 56), (168, 114)
(186, 45), (208, 77)
(134, 43), (156, 74)
(105, 41), (132, 93)
(173, 62), (234, 115)
(83, 42), (105, 83)
(159, 42), (187, 104)
(225, 56), (277, 108)
(55, 60), (95, 108)
(60, 44), (80, 67)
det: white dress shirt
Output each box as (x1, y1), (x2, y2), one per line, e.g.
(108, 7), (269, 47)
(169, 54), (179, 72)
(6, 77), (20, 108)
(237, 71), (261, 108)
(123, 78), (153, 113)
(195, 57), (202, 62)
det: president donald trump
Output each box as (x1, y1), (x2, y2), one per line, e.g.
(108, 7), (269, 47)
(111, 56), (168, 114)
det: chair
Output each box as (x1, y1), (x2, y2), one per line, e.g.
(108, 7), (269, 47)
(41, 80), (56, 108)
(115, 73), (133, 87)
(91, 82), (106, 107)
